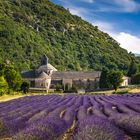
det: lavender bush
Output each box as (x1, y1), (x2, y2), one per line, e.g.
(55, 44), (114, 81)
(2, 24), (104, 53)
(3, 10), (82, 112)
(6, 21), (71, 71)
(72, 116), (124, 140)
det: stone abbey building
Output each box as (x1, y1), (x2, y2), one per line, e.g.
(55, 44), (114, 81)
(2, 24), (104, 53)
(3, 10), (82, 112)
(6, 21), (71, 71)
(21, 55), (101, 92)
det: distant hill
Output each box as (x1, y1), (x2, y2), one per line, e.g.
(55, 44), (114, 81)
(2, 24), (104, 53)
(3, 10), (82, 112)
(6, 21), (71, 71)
(0, 0), (139, 71)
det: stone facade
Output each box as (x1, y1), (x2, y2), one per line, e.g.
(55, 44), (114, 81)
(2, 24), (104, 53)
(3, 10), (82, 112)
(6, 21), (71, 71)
(50, 71), (101, 91)
(21, 55), (130, 92)
(121, 76), (131, 87)
(21, 56), (101, 92)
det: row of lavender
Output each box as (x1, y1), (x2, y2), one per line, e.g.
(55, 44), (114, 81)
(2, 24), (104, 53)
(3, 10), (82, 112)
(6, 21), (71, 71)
(0, 93), (140, 140)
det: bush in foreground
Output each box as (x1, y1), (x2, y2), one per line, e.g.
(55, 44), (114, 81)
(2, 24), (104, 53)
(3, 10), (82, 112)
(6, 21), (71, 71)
(110, 114), (140, 134)
(0, 76), (8, 96)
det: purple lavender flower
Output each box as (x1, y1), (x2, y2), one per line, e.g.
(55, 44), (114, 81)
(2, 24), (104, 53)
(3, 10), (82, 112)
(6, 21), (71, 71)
(13, 116), (68, 140)
(0, 118), (9, 137)
(77, 106), (88, 120)
(73, 116), (124, 140)
(110, 114), (140, 134)
(63, 106), (76, 126)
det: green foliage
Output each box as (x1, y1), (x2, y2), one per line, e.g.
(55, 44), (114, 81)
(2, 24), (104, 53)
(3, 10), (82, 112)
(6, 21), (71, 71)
(127, 60), (137, 77)
(113, 89), (129, 94)
(4, 66), (22, 91)
(0, 0), (139, 72)
(99, 68), (110, 89)
(137, 65), (140, 73)
(55, 83), (63, 91)
(64, 84), (78, 93)
(109, 71), (123, 91)
(0, 63), (5, 76)
(0, 63), (22, 94)
(21, 81), (30, 94)
(64, 83), (70, 91)
(131, 73), (140, 85)
(0, 76), (8, 96)
(71, 85), (78, 91)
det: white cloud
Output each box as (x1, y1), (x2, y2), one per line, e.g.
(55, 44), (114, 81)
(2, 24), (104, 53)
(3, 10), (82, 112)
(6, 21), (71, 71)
(58, 0), (140, 13)
(96, 0), (140, 13)
(114, 32), (140, 53)
(67, 6), (94, 20)
(59, 0), (95, 3)
(92, 21), (114, 33)
(80, 0), (95, 3)
(58, 0), (88, 18)
(56, 0), (140, 53)
(92, 21), (140, 53)
(114, 0), (140, 12)
(69, 7), (86, 17)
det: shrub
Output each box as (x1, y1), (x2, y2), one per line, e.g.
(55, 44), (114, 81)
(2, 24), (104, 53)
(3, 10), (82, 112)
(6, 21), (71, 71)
(109, 71), (123, 91)
(0, 76), (8, 96)
(71, 85), (78, 92)
(110, 114), (140, 134)
(73, 116), (124, 140)
(13, 117), (68, 140)
(4, 67), (22, 91)
(21, 81), (30, 94)
(113, 90), (129, 94)
(131, 73), (140, 85)
(55, 84), (63, 91)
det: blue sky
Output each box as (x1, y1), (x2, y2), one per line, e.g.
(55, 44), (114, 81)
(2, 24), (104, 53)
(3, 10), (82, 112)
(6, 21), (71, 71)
(51, 0), (140, 54)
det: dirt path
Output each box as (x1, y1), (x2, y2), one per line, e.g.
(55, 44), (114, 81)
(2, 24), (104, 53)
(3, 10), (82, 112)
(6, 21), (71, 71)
(0, 95), (26, 102)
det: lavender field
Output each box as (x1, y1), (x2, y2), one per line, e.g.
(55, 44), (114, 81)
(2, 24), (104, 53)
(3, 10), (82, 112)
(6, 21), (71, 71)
(0, 94), (140, 140)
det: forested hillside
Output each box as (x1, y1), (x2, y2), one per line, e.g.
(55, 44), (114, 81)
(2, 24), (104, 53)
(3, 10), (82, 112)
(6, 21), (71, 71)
(0, 0), (139, 72)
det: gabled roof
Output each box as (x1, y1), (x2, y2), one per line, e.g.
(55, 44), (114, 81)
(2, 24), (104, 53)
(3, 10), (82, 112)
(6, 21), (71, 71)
(21, 70), (101, 80)
(36, 63), (57, 74)
(38, 72), (51, 79)
(21, 70), (51, 79)
(21, 70), (36, 79)
(47, 63), (57, 71)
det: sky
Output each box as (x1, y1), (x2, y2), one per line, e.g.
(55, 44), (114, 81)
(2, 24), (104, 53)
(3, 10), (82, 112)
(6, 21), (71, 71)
(51, 0), (140, 54)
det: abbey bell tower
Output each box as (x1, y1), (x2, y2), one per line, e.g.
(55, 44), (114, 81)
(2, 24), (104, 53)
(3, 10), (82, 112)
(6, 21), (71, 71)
(40, 54), (48, 66)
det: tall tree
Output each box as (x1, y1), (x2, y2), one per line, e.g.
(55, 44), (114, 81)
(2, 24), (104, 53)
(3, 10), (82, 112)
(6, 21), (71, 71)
(21, 81), (29, 94)
(137, 65), (140, 73)
(131, 73), (140, 85)
(127, 60), (137, 77)
(99, 68), (110, 89)
(4, 66), (22, 91)
(109, 71), (123, 91)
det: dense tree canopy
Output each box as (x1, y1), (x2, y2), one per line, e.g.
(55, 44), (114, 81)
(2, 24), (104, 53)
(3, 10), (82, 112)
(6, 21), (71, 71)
(99, 68), (110, 89)
(0, 0), (139, 72)
(132, 73), (140, 85)
(4, 67), (22, 91)
(0, 63), (22, 94)
(127, 60), (137, 77)
(109, 71), (123, 91)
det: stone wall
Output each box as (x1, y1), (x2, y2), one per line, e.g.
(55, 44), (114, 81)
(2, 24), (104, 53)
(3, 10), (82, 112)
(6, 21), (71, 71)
(50, 78), (99, 91)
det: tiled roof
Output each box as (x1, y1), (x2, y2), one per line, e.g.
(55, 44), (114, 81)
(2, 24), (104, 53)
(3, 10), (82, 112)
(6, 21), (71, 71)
(36, 63), (57, 74)
(21, 70), (36, 79)
(47, 63), (57, 71)
(51, 71), (101, 80)
(21, 70), (101, 80)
